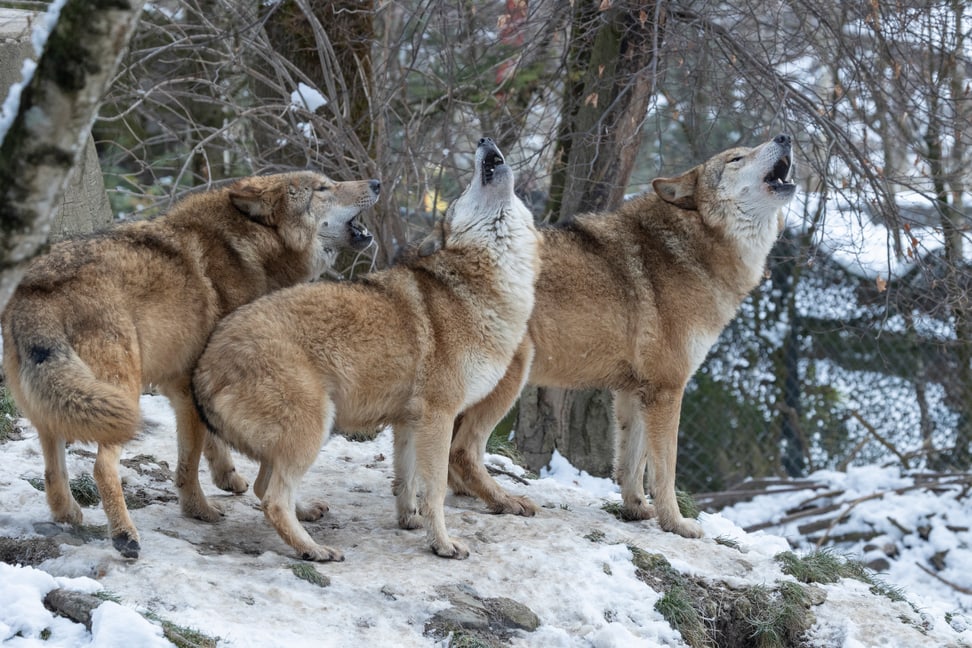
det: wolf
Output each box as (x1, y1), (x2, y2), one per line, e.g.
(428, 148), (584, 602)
(1, 171), (380, 558)
(192, 138), (539, 561)
(447, 134), (797, 538)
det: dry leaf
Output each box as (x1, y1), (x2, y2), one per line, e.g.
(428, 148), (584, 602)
(585, 92), (599, 108)
(876, 275), (887, 293)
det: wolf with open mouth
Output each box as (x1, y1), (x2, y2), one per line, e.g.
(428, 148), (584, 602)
(447, 134), (797, 540)
(2, 170), (380, 559)
(192, 138), (539, 560)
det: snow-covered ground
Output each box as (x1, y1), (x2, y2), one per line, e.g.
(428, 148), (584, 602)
(1, 394), (969, 647)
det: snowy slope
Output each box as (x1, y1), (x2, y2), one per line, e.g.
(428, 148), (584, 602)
(0, 394), (969, 647)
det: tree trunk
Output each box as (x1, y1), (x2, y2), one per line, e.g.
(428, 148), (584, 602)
(0, 0), (144, 312)
(515, 2), (663, 475)
(944, 0), (972, 468)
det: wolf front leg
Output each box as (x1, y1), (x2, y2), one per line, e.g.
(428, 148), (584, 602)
(448, 340), (538, 516)
(414, 412), (469, 559)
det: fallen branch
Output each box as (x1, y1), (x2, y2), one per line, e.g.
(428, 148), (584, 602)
(486, 464), (531, 486)
(914, 562), (972, 596)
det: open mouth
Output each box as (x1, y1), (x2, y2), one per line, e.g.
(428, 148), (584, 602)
(348, 217), (373, 249)
(481, 149), (505, 186)
(764, 155), (795, 191)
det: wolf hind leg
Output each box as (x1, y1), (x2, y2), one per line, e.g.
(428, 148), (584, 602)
(449, 341), (538, 516)
(38, 430), (83, 526)
(393, 422), (421, 530)
(613, 389), (655, 521)
(204, 435), (248, 493)
(93, 442), (141, 558)
(261, 459), (342, 562)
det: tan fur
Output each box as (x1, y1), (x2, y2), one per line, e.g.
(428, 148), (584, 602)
(192, 139), (539, 561)
(448, 135), (797, 538)
(1, 171), (380, 558)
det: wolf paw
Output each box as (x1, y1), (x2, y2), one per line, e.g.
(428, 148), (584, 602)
(185, 499), (224, 523)
(298, 544), (345, 562)
(296, 500), (329, 522)
(489, 495), (539, 517)
(112, 531), (141, 559)
(621, 500), (656, 522)
(664, 517), (703, 539)
(431, 537), (470, 560)
(213, 469), (248, 494)
(398, 510), (422, 530)
(53, 502), (84, 526)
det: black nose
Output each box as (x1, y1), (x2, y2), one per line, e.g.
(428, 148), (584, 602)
(774, 134), (791, 146)
(369, 179), (381, 195)
(479, 137), (495, 147)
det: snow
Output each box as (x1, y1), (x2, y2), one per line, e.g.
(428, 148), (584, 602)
(290, 83), (328, 113)
(788, 191), (969, 281)
(1, 395), (969, 647)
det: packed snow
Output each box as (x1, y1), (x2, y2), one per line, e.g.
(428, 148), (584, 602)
(1, 394), (970, 647)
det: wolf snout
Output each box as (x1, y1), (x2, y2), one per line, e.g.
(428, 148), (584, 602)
(764, 134), (796, 195)
(349, 219), (373, 249)
(478, 137), (506, 185)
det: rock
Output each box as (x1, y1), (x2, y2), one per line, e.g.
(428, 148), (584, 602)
(486, 596), (541, 631)
(429, 604), (490, 631)
(425, 585), (541, 645)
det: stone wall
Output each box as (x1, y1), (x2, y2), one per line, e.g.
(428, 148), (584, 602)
(0, 8), (113, 240)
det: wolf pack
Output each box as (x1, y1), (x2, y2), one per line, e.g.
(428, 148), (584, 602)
(2, 134), (796, 562)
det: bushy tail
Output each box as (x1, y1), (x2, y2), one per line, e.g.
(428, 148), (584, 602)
(9, 331), (139, 441)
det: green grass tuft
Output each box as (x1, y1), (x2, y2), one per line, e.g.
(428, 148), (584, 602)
(485, 405), (527, 468)
(714, 535), (741, 551)
(676, 489), (700, 519)
(0, 385), (18, 442)
(776, 548), (857, 585)
(290, 562), (331, 588)
(655, 584), (712, 647)
(584, 529), (606, 543)
(69, 473), (101, 507)
(143, 611), (218, 648)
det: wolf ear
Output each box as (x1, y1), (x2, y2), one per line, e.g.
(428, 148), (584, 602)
(652, 168), (699, 211)
(229, 181), (279, 226)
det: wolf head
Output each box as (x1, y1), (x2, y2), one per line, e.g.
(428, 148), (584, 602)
(652, 134), (796, 251)
(229, 171), (380, 276)
(447, 138), (529, 235)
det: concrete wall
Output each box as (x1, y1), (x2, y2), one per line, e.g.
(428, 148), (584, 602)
(0, 8), (113, 239)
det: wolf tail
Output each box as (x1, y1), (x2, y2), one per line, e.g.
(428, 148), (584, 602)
(6, 321), (140, 442)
